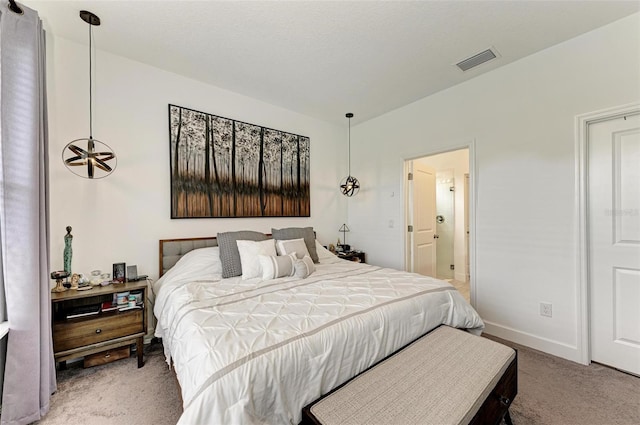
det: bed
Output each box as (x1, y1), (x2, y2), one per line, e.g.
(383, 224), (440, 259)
(154, 232), (484, 425)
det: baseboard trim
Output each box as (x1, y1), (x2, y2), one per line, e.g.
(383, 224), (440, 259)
(483, 321), (585, 364)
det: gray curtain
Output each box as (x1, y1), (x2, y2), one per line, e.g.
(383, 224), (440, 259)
(0, 2), (56, 424)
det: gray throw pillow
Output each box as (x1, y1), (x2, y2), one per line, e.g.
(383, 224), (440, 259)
(294, 255), (315, 278)
(271, 227), (318, 263)
(217, 231), (268, 278)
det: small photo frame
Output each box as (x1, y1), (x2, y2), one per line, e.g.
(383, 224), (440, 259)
(113, 262), (126, 283)
(127, 265), (138, 281)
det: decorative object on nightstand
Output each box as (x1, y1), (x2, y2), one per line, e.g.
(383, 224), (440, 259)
(113, 262), (126, 283)
(62, 10), (116, 179)
(70, 273), (80, 289)
(51, 270), (70, 293)
(340, 113), (360, 197)
(90, 270), (102, 286)
(63, 226), (73, 274)
(76, 273), (93, 291)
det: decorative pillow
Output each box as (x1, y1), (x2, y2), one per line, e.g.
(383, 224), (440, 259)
(275, 238), (310, 259)
(294, 255), (315, 279)
(259, 253), (296, 280)
(217, 231), (268, 278)
(271, 227), (318, 263)
(315, 240), (337, 260)
(154, 247), (222, 296)
(237, 239), (277, 280)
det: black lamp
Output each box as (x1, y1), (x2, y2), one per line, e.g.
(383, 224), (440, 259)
(63, 11), (116, 179)
(338, 223), (350, 251)
(340, 113), (360, 196)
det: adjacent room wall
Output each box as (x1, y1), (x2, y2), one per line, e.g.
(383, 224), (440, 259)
(415, 149), (469, 282)
(46, 35), (346, 283)
(347, 13), (640, 361)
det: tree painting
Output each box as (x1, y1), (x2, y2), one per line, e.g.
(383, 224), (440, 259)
(169, 104), (310, 218)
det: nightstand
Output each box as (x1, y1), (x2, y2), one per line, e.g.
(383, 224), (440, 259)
(51, 280), (148, 368)
(337, 251), (366, 263)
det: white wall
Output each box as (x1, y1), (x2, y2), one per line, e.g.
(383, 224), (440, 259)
(348, 14), (640, 361)
(416, 149), (469, 281)
(46, 35), (346, 283)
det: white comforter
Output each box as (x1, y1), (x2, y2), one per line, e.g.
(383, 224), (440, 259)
(154, 256), (484, 425)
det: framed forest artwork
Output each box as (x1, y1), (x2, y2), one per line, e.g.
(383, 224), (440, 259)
(168, 104), (310, 218)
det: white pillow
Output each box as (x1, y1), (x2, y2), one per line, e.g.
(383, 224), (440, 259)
(259, 253), (296, 280)
(237, 239), (277, 280)
(276, 238), (310, 259)
(294, 255), (315, 278)
(315, 240), (337, 260)
(154, 246), (222, 295)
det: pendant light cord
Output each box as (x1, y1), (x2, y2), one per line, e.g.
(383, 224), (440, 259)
(347, 114), (351, 176)
(89, 22), (93, 139)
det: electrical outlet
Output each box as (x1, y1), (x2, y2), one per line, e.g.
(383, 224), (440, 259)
(540, 302), (552, 317)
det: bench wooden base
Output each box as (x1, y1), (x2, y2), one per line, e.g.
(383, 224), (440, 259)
(302, 326), (517, 425)
(469, 354), (517, 425)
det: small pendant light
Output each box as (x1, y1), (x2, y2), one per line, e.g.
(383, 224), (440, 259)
(63, 10), (116, 179)
(340, 113), (360, 196)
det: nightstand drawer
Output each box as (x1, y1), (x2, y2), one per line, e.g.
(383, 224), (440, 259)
(83, 346), (131, 368)
(53, 310), (143, 352)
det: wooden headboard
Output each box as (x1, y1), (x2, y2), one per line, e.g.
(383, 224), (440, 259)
(158, 236), (219, 277)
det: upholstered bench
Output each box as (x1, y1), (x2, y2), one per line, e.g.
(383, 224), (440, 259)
(301, 325), (517, 425)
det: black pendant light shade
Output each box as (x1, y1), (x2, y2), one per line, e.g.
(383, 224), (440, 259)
(340, 112), (359, 197)
(340, 175), (360, 197)
(63, 138), (116, 178)
(63, 11), (116, 179)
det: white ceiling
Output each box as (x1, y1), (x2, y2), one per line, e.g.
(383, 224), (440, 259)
(23, 1), (640, 125)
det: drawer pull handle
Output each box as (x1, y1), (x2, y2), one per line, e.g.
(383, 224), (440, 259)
(95, 329), (102, 334)
(104, 353), (111, 358)
(498, 395), (511, 406)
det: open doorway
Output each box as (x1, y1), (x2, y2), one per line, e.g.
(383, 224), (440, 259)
(405, 148), (471, 302)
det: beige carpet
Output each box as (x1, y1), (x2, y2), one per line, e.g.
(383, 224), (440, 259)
(486, 335), (640, 425)
(37, 338), (639, 425)
(36, 342), (182, 425)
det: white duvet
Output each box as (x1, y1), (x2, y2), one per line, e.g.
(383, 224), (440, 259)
(154, 250), (484, 425)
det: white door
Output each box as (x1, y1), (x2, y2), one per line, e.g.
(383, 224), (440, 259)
(464, 173), (470, 282)
(411, 162), (437, 277)
(589, 113), (640, 375)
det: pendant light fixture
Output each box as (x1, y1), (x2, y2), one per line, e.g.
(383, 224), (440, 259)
(63, 10), (116, 179)
(340, 113), (360, 196)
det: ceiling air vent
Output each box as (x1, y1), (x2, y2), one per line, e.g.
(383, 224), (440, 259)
(456, 48), (497, 72)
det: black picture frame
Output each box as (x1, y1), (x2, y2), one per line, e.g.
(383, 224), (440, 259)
(168, 104), (311, 218)
(113, 262), (126, 283)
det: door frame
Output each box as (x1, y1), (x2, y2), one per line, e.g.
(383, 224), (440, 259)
(575, 102), (640, 365)
(403, 141), (477, 307)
